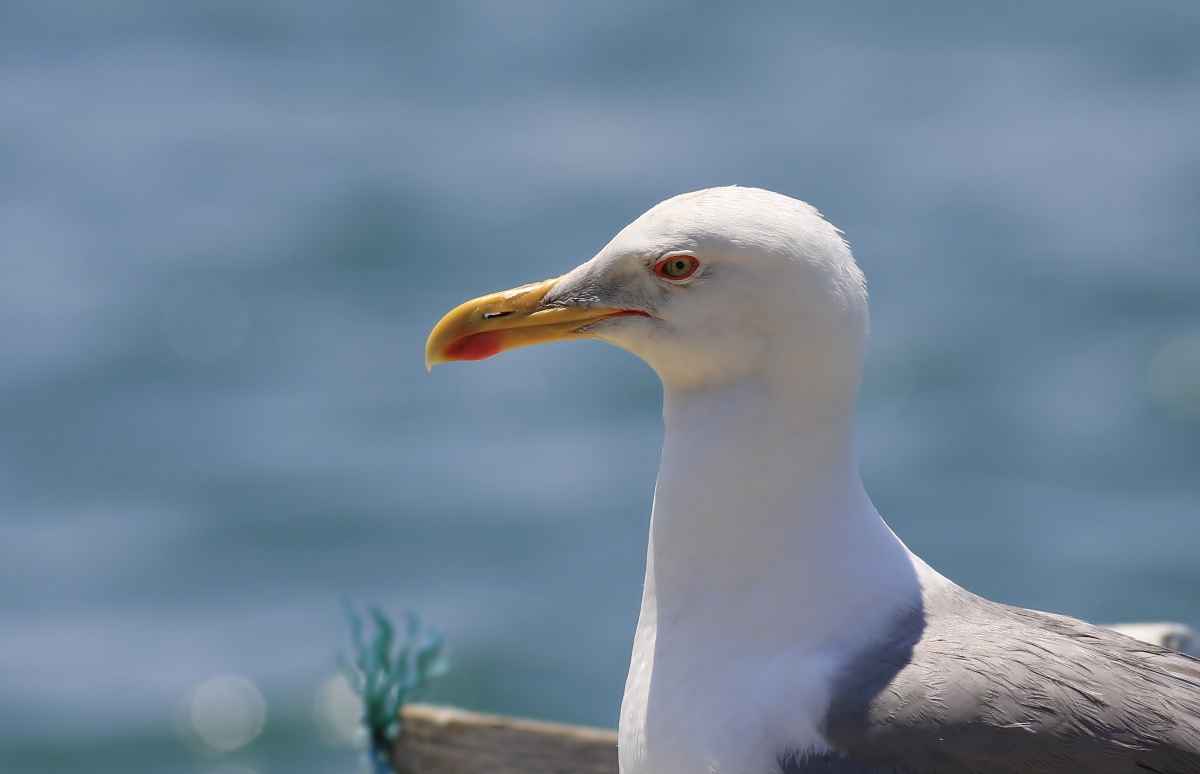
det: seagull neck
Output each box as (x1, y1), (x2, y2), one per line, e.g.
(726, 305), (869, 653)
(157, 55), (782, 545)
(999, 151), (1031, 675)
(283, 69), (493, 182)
(647, 382), (918, 633)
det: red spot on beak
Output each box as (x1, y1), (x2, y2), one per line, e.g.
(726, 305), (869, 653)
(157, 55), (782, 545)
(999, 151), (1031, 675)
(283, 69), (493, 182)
(444, 331), (504, 361)
(604, 310), (653, 319)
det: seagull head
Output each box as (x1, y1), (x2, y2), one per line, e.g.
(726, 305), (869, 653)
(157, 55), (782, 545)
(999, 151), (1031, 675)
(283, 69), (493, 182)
(427, 186), (869, 404)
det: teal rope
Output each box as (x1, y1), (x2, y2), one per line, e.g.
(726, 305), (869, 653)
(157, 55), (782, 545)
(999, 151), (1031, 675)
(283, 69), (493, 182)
(342, 604), (449, 773)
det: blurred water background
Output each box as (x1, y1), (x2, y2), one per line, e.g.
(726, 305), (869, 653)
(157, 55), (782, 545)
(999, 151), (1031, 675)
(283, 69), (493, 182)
(2, 1), (1199, 772)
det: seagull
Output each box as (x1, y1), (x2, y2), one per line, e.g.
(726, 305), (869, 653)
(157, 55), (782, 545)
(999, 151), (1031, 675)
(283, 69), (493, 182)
(425, 187), (1200, 773)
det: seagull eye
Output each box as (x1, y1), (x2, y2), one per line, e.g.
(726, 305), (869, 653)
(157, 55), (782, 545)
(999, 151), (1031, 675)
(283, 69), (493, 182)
(653, 255), (699, 280)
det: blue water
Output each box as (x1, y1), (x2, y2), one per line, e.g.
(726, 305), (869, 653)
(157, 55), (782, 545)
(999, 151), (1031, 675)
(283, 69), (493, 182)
(2, 2), (1199, 772)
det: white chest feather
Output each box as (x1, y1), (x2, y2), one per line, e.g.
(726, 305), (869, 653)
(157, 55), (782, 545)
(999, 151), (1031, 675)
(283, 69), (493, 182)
(619, 595), (842, 774)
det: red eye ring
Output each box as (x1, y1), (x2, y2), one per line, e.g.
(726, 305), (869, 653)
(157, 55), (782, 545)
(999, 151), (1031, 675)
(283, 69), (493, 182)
(653, 254), (700, 280)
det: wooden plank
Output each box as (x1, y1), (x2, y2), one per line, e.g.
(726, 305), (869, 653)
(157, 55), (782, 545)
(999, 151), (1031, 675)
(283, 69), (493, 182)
(392, 704), (618, 774)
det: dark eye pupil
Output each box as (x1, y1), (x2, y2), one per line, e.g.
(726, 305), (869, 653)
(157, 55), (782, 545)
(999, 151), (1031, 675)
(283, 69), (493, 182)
(657, 255), (696, 279)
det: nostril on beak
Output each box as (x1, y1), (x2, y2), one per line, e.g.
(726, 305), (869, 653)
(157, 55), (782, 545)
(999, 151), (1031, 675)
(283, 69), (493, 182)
(482, 311), (513, 320)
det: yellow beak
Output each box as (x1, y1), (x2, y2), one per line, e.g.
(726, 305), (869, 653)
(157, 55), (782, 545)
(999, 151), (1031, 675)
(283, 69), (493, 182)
(425, 276), (648, 369)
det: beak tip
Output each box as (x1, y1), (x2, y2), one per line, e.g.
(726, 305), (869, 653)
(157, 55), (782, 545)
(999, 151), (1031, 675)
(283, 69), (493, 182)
(424, 275), (569, 369)
(423, 338), (439, 371)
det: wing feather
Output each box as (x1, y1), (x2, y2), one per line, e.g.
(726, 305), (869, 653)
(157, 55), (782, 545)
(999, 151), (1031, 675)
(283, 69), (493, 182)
(813, 580), (1200, 773)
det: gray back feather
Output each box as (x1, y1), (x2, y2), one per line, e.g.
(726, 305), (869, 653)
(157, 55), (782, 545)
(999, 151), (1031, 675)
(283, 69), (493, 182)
(782, 577), (1200, 773)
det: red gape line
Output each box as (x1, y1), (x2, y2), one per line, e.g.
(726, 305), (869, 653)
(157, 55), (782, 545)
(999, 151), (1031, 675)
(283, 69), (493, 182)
(444, 331), (504, 361)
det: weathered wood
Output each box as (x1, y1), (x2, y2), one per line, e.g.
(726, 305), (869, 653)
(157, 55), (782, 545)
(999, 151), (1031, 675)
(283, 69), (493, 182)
(392, 704), (619, 774)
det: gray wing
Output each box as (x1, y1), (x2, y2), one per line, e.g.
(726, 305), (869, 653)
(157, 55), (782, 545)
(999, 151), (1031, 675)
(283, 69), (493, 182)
(814, 578), (1200, 774)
